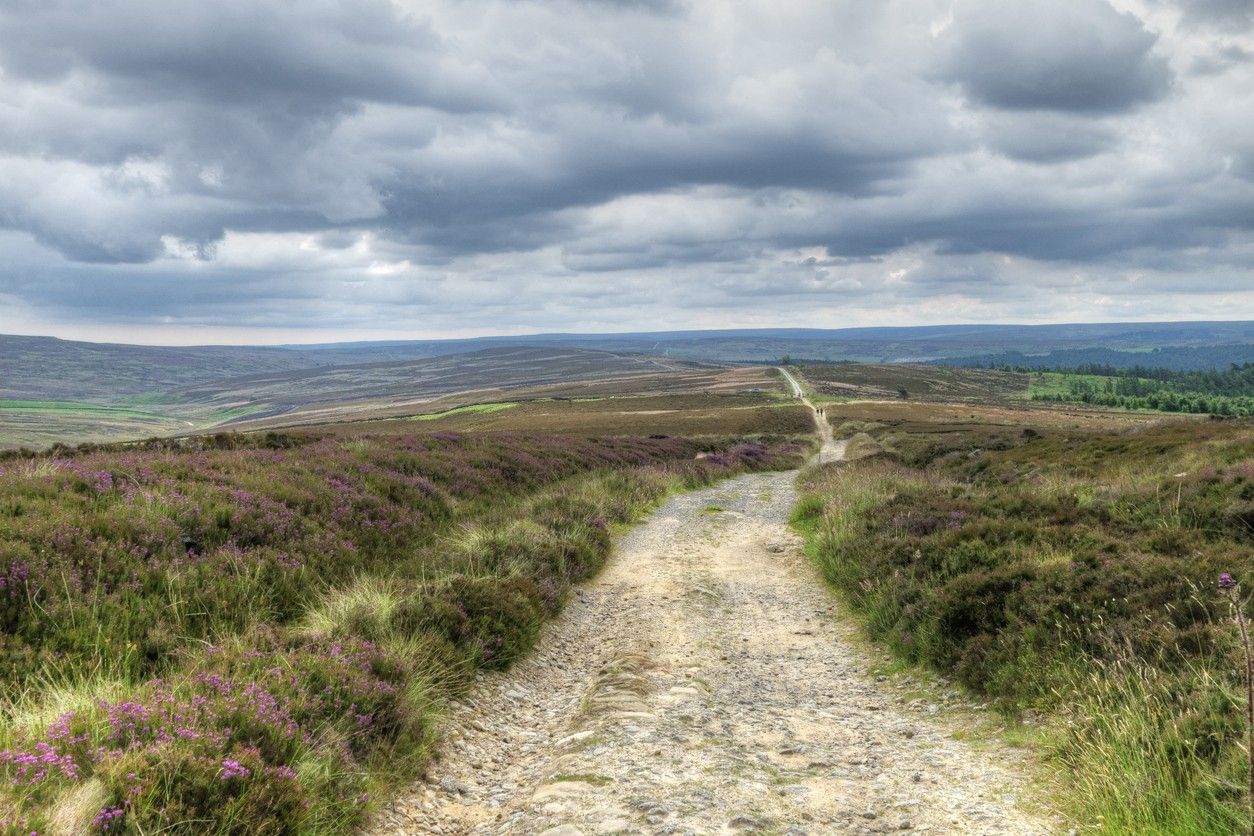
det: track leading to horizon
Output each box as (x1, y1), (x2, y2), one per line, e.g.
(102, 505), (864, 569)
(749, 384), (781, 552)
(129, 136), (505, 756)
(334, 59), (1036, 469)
(371, 436), (1052, 835)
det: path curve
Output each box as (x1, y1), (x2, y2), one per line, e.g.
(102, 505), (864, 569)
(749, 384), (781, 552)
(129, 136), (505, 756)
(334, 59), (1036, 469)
(373, 442), (1053, 835)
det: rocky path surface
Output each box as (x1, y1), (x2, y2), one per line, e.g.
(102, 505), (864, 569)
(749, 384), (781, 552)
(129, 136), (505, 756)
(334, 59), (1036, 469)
(372, 439), (1053, 835)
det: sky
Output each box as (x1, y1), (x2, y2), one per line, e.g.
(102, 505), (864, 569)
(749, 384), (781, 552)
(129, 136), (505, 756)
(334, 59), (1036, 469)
(0, 0), (1252, 345)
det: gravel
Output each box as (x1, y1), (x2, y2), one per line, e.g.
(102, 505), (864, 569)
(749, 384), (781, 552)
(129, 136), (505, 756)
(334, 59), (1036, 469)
(371, 440), (1057, 835)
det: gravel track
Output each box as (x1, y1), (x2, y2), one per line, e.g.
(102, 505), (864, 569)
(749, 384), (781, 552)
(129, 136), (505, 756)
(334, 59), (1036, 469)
(372, 438), (1054, 835)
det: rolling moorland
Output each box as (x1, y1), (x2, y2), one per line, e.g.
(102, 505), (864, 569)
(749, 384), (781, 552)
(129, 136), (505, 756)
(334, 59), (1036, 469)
(0, 325), (1252, 833)
(794, 360), (1254, 416)
(0, 416), (812, 833)
(792, 390), (1254, 833)
(0, 346), (751, 450)
(4, 321), (1253, 450)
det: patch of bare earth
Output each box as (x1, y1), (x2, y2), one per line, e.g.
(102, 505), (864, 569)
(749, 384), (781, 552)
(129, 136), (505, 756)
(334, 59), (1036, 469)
(371, 441), (1056, 835)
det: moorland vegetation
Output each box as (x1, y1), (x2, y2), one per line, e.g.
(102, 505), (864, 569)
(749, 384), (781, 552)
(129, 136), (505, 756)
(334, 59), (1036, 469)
(0, 428), (808, 833)
(795, 408), (1254, 833)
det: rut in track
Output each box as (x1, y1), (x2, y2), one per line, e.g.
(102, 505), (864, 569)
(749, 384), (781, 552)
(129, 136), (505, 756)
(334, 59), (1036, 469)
(373, 440), (1053, 835)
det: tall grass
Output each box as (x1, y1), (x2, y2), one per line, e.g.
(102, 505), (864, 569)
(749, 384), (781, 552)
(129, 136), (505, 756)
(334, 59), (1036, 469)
(795, 417), (1254, 832)
(1053, 653), (1245, 834)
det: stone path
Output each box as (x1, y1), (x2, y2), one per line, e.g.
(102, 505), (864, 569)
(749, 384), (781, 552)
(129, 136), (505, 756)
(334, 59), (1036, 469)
(371, 440), (1054, 835)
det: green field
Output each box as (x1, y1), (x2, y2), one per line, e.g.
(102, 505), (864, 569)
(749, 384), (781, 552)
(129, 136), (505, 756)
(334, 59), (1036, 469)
(0, 400), (171, 417)
(410, 402), (518, 420)
(1026, 371), (1114, 399)
(0, 400), (271, 451)
(357, 393), (814, 437)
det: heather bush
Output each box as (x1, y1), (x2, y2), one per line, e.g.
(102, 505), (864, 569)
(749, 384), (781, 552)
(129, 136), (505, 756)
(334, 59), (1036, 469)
(797, 417), (1254, 832)
(0, 428), (810, 832)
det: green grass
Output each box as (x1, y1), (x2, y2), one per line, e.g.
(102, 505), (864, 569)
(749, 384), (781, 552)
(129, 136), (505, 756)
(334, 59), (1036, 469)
(410, 402), (518, 420)
(0, 400), (166, 417)
(1027, 372), (1114, 399)
(0, 399), (270, 452)
(201, 405), (268, 423)
(117, 392), (175, 406)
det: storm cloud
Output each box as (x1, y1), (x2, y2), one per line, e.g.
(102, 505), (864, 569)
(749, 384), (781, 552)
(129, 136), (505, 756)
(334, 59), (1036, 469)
(0, 0), (1250, 341)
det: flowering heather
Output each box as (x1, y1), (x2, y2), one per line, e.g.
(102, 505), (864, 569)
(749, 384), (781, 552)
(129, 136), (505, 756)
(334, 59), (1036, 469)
(797, 414), (1254, 832)
(0, 428), (808, 832)
(0, 431), (801, 683)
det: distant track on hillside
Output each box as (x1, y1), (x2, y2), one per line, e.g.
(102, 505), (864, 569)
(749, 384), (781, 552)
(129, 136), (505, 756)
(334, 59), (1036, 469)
(776, 365), (804, 399)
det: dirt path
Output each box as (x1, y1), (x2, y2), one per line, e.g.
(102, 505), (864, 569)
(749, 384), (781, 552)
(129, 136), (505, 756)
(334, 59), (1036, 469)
(372, 441), (1053, 835)
(776, 366), (805, 400)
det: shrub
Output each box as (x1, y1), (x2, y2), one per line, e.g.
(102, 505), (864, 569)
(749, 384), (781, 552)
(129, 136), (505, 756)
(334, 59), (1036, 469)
(798, 417), (1254, 831)
(0, 428), (810, 831)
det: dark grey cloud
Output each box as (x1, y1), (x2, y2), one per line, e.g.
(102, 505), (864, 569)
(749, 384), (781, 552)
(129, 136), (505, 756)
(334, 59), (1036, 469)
(978, 113), (1120, 162)
(1189, 43), (1252, 74)
(939, 0), (1173, 113)
(1174, 0), (1254, 29)
(0, 1), (494, 113)
(0, 0), (1250, 339)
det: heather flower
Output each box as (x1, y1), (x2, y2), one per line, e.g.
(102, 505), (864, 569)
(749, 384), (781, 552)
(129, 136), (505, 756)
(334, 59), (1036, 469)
(1221, 572), (1236, 590)
(0, 430), (802, 830)
(92, 807), (125, 831)
(0, 741), (81, 784)
(219, 758), (251, 780)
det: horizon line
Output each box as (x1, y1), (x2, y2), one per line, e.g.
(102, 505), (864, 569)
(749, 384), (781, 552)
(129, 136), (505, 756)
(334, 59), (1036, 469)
(3, 318), (1252, 350)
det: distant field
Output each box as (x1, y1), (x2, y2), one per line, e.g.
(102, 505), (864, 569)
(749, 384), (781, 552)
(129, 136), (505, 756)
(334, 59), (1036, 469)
(820, 397), (1168, 435)
(6, 323), (1249, 448)
(0, 400), (191, 449)
(817, 398), (1173, 467)
(0, 348), (784, 450)
(215, 358), (783, 434)
(411, 402), (519, 421)
(0, 399), (267, 451)
(794, 363), (1030, 402)
(1026, 371), (1114, 399)
(311, 392), (813, 438)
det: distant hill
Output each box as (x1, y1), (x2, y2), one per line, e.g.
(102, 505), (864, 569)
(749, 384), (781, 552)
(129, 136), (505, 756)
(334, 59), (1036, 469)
(170, 345), (686, 423)
(0, 334), (468, 401)
(935, 343), (1254, 372)
(3, 321), (1251, 449)
(5, 321), (1250, 404)
(0, 345), (709, 448)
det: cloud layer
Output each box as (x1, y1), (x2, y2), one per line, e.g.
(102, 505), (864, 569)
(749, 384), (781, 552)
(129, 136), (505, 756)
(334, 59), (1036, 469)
(0, 0), (1250, 342)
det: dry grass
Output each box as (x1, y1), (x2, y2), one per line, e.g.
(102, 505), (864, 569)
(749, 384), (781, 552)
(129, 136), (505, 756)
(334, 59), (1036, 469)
(303, 393), (813, 438)
(822, 398), (1167, 431)
(796, 363), (1030, 402)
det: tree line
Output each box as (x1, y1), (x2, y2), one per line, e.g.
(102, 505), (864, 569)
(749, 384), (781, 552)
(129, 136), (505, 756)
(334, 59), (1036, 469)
(1023, 362), (1254, 416)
